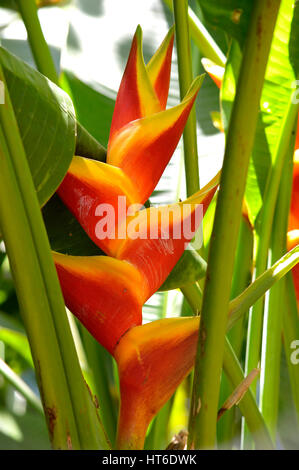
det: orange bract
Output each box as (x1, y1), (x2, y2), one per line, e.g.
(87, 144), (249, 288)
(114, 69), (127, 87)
(114, 316), (200, 449)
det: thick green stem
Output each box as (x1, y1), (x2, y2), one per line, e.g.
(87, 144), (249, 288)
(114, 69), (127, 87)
(173, 0), (200, 196)
(218, 217), (253, 448)
(0, 66), (109, 450)
(16, 0), (59, 84)
(188, 0), (281, 449)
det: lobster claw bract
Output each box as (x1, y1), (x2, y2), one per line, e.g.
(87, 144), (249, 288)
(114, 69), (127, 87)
(114, 316), (200, 450)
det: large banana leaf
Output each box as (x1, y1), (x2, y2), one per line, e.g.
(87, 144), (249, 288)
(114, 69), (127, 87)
(219, 0), (299, 224)
(198, 0), (253, 47)
(245, 0), (299, 224)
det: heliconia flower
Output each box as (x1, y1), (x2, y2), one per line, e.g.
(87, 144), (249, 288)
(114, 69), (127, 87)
(53, 175), (219, 352)
(52, 25), (220, 450)
(57, 26), (204, 253)
(113, 316), (200, 450)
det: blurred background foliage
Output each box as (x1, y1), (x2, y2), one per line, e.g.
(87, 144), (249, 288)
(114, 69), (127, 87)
(0, 0), (298, 450)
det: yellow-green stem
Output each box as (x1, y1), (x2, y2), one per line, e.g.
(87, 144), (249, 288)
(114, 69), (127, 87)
(173, 0), (200, 196)
(16, 0), (59, 84)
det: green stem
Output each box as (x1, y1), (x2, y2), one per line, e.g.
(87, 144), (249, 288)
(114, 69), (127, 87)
(245, 98), (299, 396)
(183, 283), (273, 449)
(283, 274), (299, 422)
(182, 245), (299, 335)
(80, 327), (117, 446)
(164, 0), (226, 67)
(16, 0), (59, 84)
(181, 283), (202, 314)
(0, 358), (43, 414)
(259, 126), (296, 438)
(218, 217), (253, 448)
(0, 65), (109, 450)
(173, 0), (200, 196)
(228, 244), (299, 331)
(188, 0), (281, 449)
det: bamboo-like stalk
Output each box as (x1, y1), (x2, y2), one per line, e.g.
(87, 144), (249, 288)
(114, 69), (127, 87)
(0, 65), (109, 450)
(188, 0), (281, 449)
(259, 128), (297, 437)
(218, 217), (253, 448)
(173, 0), (200, 197)
(242, 95), (299, 450)
(183, 283), (273, 449)
(283, 274), (299, 422)
(244, 98), (299, 395)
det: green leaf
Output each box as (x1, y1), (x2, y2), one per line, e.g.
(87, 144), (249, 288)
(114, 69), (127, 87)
(198, 0), (253, 47)
(0, 327), (33, 368)
(0, 358), (43, 413)
(245, 0), (299, 224)
(159, 250), (207, 291)
(0, 46), (76, 206)
(221, 0), (299, 225)
(60, 70), (115, 149)
(42, 194), (103, 256)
